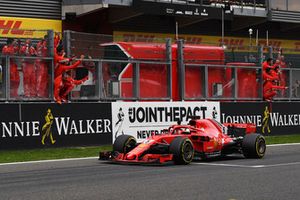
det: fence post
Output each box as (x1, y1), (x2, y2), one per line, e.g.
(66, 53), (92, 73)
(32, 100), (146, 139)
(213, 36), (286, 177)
(98, 60), (103, 100)
(268, 46), (273, 59)
(133, 62), (140, 100)
(5, 56), (9, 101)
(258, 45), (264, 65)
(63, 30), (72, 58)
(0, 58), (2, 99)
(177, 39), (184, 101)
(234, 67), (238, 100)
(289, 68), (292, 101)
(47, 30), (54, 57)
(260, 67), (263, 100)
(166, 38), (172, 100)
(50, 58), (54, 101)
(266, 0), (271, 11)
(204, 65), (208, 99)
(258, 45), (264, 100)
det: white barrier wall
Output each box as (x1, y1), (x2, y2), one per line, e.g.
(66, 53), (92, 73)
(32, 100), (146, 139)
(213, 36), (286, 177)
(111, 101), (220, 142)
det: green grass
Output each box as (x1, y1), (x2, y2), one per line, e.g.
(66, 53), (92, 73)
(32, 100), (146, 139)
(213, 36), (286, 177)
(0, 145), (112, 164)
(264, 134), (300, 145)
(0, 134), (300, 164)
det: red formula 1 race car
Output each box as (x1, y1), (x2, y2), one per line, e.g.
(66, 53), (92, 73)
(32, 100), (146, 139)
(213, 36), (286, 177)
(99, 118), (266, 165)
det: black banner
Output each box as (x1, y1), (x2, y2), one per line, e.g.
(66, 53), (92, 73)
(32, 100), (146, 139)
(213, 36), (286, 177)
(0, 103), (112, 149)
(221, 102), (300, 135)
(133, 0), (233, 19)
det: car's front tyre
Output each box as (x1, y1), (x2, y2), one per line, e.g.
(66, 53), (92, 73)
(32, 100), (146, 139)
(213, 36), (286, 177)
(113, 135), (137, 153)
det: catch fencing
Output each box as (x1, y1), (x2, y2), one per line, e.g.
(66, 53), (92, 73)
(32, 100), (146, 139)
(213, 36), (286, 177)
(1, 30), (300, 102)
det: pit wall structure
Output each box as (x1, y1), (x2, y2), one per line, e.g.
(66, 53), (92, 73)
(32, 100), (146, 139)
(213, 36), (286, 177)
(0, 101), (298, 149)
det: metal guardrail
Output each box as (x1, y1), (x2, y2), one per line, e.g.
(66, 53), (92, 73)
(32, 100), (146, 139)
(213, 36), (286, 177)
(268, 0), (300, 12)
(0, 55), (54, 101)
(0, 55), (173, 101)
(95, 59), (172, 101)
(1, 29), (300, 102)
(1, 55), (300, 102)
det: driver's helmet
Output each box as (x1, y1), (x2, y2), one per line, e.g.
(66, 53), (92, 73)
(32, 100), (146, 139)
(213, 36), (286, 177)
(184, 128), (190, 133)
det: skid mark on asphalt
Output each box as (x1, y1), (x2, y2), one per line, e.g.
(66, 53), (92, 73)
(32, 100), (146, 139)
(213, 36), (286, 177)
(193, 161), (300, 168)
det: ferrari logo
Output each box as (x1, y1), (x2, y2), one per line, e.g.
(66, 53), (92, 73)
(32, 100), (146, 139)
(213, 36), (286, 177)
(262, 106), (271, 134)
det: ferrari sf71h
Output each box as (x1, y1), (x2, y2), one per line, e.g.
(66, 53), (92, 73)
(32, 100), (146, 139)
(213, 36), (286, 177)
(99, 118), (266, 165)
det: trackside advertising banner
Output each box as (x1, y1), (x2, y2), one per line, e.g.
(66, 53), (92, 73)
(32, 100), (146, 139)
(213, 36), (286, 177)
(0, 103), (112, 149)
(111, 101), (220, 142)
(221, 102), (300, 135)
(0, 16), (62, 38)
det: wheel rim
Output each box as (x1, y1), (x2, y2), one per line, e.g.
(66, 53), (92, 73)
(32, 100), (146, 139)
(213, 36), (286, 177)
(183, 142), (193, 161)
(124, 138), (136, 153)
(257, 138), (266, 155)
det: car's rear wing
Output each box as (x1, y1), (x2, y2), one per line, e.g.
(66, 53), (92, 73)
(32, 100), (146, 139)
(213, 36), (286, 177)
(223, 123), (256, 137)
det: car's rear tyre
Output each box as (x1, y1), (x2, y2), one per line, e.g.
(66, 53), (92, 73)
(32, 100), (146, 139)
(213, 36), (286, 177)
(242, 134), (266, 158)
(170, 137), (194, 165)
(113, 135), (137, 153)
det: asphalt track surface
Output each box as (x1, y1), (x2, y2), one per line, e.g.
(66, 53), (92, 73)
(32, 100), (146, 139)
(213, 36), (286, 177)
(0, 144), (300, 200)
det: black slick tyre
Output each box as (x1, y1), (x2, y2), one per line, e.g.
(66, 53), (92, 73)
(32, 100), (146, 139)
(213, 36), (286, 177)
(113, 135), (137, 153)
(242, 133), (266, 158)
(169, 137), (194, 165)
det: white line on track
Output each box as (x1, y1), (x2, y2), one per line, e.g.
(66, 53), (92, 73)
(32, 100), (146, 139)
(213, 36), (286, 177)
(0, 142), (300, 167)
(192, 163), (255, 168)
(267, 142), (300, 147)
(193, 161), (300, 168)
(0, 156), (98, 166)
(257, 162), (300, 168)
